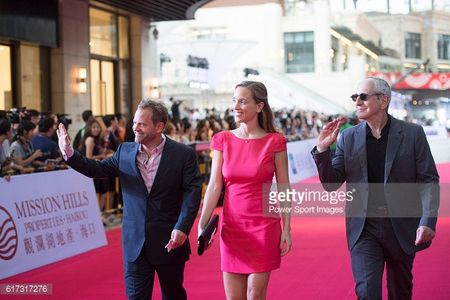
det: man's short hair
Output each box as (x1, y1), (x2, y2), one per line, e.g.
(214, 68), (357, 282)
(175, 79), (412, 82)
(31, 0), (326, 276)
(82, 110), (93, 122)
(137, 99), (168, 126)
(26, 109), (40, 118)
(17, 120), (36, 136)
(103, 114), (116, 127)
(369, 77), (391, 100)
(38, 117), (55, 133)
(0, 119), (11, 135)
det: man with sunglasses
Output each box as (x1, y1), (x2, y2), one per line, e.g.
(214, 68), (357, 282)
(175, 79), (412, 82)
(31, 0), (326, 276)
(311, 77), (439, 299)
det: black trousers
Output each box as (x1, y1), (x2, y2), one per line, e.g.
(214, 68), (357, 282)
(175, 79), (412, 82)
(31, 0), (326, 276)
(350, 218), (415, 300)
(124, 248), (186, 300)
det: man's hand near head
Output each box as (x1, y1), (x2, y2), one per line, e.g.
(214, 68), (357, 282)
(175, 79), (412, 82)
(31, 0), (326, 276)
(56, 123), (74, 160)
(316, 117), (346, 153)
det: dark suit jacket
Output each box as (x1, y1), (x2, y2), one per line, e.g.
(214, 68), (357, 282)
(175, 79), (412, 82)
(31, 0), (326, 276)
(66, 137), (202, 264)
(312, 116), (439, 254)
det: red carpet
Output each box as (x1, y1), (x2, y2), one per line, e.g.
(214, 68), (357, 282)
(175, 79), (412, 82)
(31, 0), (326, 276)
(2, 163), (450, 299)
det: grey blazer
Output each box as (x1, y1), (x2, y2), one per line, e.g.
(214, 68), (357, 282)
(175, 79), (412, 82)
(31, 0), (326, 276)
(312, 116), (439, 254)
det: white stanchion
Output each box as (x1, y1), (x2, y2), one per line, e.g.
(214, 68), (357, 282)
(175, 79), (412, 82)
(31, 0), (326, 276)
(287, 139), (318, 183)
(423, 125), (448, 139)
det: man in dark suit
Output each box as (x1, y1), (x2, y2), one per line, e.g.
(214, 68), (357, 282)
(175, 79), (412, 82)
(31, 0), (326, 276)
(169, 97), (183, 122)
(57, 99), (202, 300)
(311, 77), (439, 299)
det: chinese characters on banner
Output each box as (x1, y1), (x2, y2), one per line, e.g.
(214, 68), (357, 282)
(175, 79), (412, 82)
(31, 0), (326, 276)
(0, 169), (107, 279)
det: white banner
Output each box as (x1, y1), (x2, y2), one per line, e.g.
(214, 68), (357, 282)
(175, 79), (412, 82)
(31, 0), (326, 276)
(423, 125), (448, 139)
(287, 139), (318, 183)
(0, 169), (107, 279)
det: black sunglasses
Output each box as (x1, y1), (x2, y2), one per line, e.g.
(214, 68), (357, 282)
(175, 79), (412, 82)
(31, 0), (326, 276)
(350, 93), (383, 102)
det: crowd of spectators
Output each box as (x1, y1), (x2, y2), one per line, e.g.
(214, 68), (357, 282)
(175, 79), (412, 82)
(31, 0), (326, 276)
(0, 102), (355, 226)
(1, 104), (355, 177)
(0, 108), (127, 226)
(0, 108), (66, 177)
(162, 102), (355, 144)
(3, 98), (446, 228)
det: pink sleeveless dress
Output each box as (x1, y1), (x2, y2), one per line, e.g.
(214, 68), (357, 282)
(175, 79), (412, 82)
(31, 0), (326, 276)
(211, 130), (287, 273)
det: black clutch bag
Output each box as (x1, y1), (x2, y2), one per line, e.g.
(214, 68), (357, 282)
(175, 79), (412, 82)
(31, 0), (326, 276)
(197, 214), (219, 255)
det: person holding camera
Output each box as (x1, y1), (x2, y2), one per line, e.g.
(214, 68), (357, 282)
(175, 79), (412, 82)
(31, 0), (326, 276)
(10, 120), (44, 169)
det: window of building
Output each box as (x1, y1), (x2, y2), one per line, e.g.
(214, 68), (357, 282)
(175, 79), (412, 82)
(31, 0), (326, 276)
(119, 61), (130, 115)
(438, 34), (450, 60)
(90, 59), (115, 115)
(89, 7), (130, 116)
(434, 0), (450, 12)
(365, 54), (377, 73)
(18, 45), (50, 112)
(379, 63), (401, 72)
(405, 32), (421, 59)
(409, 1), (432, 12)
(89, 8), (117, 58)
(342, 44), (349, 70)
(330, 0), (449, 13)
(0, 42), (51, 113)
(192, 27), (227, 40)
(329, 33), (350, 72)
(118, 16), (129, 59)
(284, 31), (314, 73)
(0, 44), (12, 110)
(331, 36), (338, 72)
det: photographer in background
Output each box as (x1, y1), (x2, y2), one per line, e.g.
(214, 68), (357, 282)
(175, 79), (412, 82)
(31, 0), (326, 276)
(10, 120), (44, 169)
(57, 113), (72, 131)
(31, 117), (60, 161)
(0, 119), (18, 176)
(21, 109), (41, 135)
(5, 107), (23, 138)
(25, 109), (41, 126)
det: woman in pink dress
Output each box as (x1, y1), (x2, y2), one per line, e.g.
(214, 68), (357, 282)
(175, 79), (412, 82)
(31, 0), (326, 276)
(198, 81), (292, 299)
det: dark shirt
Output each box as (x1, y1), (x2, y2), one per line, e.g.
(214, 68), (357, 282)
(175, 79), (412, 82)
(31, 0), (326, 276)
(31, 134), (59, 160)
(171, 101), (182, 120)
(103, 131), (119, 152)
(73, 127), (85, 151)
(366, 115), (391, 209)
